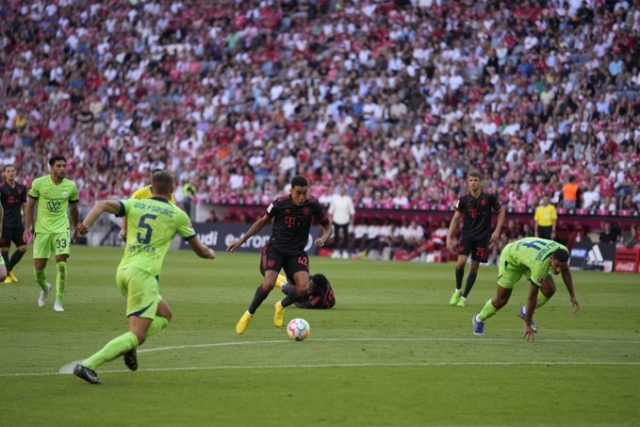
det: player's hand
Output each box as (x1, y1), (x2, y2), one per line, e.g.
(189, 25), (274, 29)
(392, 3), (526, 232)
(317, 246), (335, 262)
(570, 297), (581, 314)
(119, 229), (126, 240)
(445, 238), (453, 252)
(208, 248), (216, 259)
(74, 223), (89, 237)
(226, 241), (242, 252)
(490, 232), (499, 244)
(523, 325), (536, 342)
(315, 238), (325, 247)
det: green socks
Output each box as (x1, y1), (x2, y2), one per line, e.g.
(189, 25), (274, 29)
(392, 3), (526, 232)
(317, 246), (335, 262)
(147, 316), (169, 338)
(35, 269), (47, 291)
(535, 294), (550, 309)
(56, 262), (67, 302)
(83, 317), (170, 370)
(478, 298), (499, 322)
(84, 332), (139, 371)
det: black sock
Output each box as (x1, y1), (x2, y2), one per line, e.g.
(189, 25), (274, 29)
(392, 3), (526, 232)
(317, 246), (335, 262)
(462, 273), (477, 298)
(281, 286), (304, 308)
(248, 285), (271, 314)
(9, 250), (25, 271)
(455, 268), (464, 290)
(281, 284), (295, 295)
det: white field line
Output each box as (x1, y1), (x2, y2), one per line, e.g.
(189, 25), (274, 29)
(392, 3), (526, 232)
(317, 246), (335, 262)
(0, 336), (638, 378)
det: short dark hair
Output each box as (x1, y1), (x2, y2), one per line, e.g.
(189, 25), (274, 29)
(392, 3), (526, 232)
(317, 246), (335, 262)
(49, 155), (66, 166)
(553, 248), (569, 263)
(291, 175), (308, 188)
(468, 170), (482, 180)
(3, 164), (15, 172)
(309, 273), (329, 295)
(151, 170), (174, 195)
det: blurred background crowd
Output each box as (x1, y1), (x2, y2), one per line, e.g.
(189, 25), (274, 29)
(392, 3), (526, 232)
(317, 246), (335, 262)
(1, 0), (639, 223)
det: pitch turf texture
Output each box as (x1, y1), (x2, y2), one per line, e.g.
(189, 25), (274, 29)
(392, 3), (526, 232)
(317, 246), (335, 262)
(1, 247), (638, 427)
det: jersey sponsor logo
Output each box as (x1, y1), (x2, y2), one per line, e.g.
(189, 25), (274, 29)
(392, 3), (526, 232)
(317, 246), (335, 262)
(46, 200), (62, 212)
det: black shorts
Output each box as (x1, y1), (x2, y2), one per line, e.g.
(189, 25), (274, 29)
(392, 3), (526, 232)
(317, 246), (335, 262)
(259, 243), (310, 278)
(0, 224), (26, 248)
(457, 234), (490, 263)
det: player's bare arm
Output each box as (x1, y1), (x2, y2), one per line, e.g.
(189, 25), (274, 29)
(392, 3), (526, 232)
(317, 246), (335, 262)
(189, 239), (216, 260)
(315, 221), (333, 247)
(226, 214), (270, 252)
(446, 211), (461, 251)
(23, 197), (36, 242)
(561, 268), (580, 314)
(491, 206), (506, 244)
(74, 200), (121, 239)
(523, 283), (540, 342)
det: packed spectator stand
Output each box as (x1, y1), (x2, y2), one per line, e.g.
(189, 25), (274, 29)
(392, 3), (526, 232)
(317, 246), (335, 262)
(1, 0), (639, 247)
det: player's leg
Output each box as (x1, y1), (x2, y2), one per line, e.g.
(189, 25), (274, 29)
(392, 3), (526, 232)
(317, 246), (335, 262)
(275, 254), (310, 328)
(0, 256), (7, 283)
(459, 241), (489, 306)
(1, 245), (10, 283)
(451, 236), (471, 305)
(32, 234), (52, 307)
(518, 276), (556, 331)
(76, 270), (156, 384)
(8, 226), (27, 282)
(236, 245), (282, 335)
(473, 254), (520, 335)
(52, 231), (72, 311)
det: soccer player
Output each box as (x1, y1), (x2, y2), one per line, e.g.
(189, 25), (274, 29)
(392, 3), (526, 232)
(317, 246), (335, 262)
(275, 273), (335, 309)
(472, 237), (580, 341)
(23, 155), (79, 312)
(227, 175), (333, 334)
(119, 169), (176, 240)
(71, 170), (215, 385)
(0, 165), (28, 284)
(446, 171), (505, 307)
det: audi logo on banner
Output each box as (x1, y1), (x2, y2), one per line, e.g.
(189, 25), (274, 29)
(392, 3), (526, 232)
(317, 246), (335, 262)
(181, 223), (321, 255)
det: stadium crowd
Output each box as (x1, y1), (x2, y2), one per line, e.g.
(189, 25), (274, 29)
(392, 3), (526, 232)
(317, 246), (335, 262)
(1, 0), (640, 221)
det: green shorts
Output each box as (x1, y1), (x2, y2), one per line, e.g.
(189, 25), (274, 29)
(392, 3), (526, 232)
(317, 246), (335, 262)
(497, 243), (532, 289)
(33, 231), (72, 259)
(116, 267), (162, 319)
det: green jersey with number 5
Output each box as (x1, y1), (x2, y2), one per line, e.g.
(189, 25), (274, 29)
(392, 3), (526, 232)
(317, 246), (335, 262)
(29, 176), (79, 233)
(117, 198), (195, 276)
(506, 237), (569, 286)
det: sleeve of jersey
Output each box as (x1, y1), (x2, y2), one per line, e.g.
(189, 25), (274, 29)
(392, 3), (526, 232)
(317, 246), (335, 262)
(177, 211), (197, 240)
(529, 265), (547, 288)
(314, 201), (330, 223)
(28, 180), (39, 198)
(115, 200), (127, 217)
(70, 183), (80, 203)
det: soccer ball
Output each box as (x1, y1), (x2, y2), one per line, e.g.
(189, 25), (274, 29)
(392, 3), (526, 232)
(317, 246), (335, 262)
(286, 318), (310, 341)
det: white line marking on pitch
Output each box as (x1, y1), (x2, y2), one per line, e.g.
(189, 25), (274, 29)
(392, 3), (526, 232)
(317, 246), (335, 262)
(134, 336), (640, 354)
(0, 360), (638, 379)
(0, 337), (638, 378)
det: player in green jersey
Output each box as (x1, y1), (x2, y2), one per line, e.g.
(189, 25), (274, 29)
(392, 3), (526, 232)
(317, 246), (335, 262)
(71, 170), (215, 385)
(472, 237), (580, 341)
(23, 155), (79, 312)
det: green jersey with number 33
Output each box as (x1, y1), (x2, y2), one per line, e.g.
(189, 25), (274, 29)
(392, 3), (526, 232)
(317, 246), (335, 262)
(29, 176), (79, 233)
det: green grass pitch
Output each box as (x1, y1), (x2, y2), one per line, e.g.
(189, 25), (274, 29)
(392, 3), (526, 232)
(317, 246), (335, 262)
(1, 246), (639, 427)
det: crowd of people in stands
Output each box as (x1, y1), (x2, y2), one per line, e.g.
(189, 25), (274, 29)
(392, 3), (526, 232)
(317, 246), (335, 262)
(1, 0), (640, 221)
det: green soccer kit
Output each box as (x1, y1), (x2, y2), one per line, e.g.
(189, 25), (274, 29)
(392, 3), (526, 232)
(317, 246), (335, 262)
(498, 237), (569, 289)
